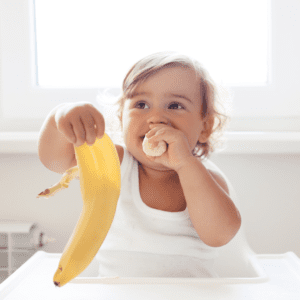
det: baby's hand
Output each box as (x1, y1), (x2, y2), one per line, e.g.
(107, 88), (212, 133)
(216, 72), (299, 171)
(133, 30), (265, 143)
(55, 102), (105, 147)
(144, 124), (193, 172)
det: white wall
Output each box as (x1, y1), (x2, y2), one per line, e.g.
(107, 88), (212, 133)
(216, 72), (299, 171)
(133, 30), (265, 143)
(0, 151), (299, 258)
(210, 153), (300, 256)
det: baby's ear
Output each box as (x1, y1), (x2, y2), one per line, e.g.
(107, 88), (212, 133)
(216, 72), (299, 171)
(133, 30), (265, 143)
(198, 116), (214, 143)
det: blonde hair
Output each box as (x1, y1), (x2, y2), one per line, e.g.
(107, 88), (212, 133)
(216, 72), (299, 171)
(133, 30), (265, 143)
(98, 51), (230, 158)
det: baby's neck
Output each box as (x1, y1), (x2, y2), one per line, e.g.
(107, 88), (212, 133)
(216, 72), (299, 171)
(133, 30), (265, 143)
(138, 162), (179, 183)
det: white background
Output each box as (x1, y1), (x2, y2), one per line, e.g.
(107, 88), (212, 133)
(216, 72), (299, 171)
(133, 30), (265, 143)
(1, 0), (300, 132)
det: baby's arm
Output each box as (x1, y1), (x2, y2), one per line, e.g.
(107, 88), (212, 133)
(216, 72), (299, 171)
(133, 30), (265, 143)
(37, 102), (106, 198)
(38, 103), (77, 174)
(177, 158), (241, 247)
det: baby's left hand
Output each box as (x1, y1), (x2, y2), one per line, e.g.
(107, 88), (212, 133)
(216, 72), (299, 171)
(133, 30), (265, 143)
(145, 124), (194, 172)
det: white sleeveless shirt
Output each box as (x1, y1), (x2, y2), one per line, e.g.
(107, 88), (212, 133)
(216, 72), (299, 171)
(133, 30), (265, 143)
(96, 147), (219, 278)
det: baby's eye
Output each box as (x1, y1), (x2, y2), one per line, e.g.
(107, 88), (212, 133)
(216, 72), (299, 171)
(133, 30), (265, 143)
(135, 101), (149, 109)
(169, 102), (185, 110)
(134, 101), (185, 110)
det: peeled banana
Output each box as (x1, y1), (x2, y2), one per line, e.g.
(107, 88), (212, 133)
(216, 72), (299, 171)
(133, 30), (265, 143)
(40, 134), (121, 287)
(142, 136), (167, 157)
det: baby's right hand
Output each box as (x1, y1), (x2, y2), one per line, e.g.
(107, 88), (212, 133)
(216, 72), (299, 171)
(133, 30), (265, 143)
(54, 102), (105, 147)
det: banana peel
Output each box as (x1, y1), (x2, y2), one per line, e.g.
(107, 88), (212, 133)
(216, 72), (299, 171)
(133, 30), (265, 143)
(38, 134), (121, 287)
(37, 166), (80, 198)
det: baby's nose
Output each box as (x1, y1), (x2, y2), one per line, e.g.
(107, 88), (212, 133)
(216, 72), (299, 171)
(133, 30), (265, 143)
(153, 121), (172, 126)
(164, 121), (172, 126)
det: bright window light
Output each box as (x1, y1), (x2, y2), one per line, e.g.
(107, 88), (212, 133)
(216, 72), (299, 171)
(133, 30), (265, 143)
(34, 0), (269, 88)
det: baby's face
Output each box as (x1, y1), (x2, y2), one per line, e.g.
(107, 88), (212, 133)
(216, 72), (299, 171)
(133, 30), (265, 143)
(122, 66), (205, 171)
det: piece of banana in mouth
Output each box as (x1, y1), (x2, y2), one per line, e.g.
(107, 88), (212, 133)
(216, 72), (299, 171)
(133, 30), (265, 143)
(142, 136), (167, 157)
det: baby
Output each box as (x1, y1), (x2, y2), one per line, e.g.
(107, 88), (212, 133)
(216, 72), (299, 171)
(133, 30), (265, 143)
(38, 51), (241, 278)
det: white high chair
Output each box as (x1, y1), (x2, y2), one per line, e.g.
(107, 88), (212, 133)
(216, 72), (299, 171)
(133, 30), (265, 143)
(1, 159), (300, 299)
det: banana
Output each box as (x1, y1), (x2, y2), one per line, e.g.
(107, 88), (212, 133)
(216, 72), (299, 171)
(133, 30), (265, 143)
(50, 133), (121, 287)
(142, 135), (167, 157)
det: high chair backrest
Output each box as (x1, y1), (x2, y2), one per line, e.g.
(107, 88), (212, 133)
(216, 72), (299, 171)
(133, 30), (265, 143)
(202, 159), (256, 278)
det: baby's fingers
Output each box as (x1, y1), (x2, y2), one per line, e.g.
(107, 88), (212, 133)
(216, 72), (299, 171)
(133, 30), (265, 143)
(75, 110), (105, 146)
(72, 117), (87, 147)
(93, 110), (106, 140)
(81, 112), (97, 145)
(57, 120), (77, 145)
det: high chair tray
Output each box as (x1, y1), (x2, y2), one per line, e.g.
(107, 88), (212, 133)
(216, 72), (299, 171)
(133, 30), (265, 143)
(1, 251), (300, 299)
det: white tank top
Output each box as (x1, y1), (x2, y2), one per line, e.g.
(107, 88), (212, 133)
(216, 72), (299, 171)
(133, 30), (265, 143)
(96, 147), (219, 278)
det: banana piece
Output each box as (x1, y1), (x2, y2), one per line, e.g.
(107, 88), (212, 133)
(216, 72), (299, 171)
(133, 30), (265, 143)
(52, 133), (121, 287)
(37, 166), (79, 199)
(142, 136), (167, 157)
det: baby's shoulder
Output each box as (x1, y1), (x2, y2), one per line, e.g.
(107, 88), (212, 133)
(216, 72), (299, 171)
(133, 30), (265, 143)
(207, 168), (229, 195)
(201, 158), (229, 194)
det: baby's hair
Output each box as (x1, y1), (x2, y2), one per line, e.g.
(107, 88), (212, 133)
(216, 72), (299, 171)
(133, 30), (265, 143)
(115, 51), (230, 159)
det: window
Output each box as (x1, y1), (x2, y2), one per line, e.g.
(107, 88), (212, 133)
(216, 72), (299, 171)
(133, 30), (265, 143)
(0, 0), (299, 133)
(34, 0), (268, 88)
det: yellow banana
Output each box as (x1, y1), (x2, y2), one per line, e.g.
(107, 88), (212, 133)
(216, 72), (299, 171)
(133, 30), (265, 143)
(50, 133), (121, 287)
